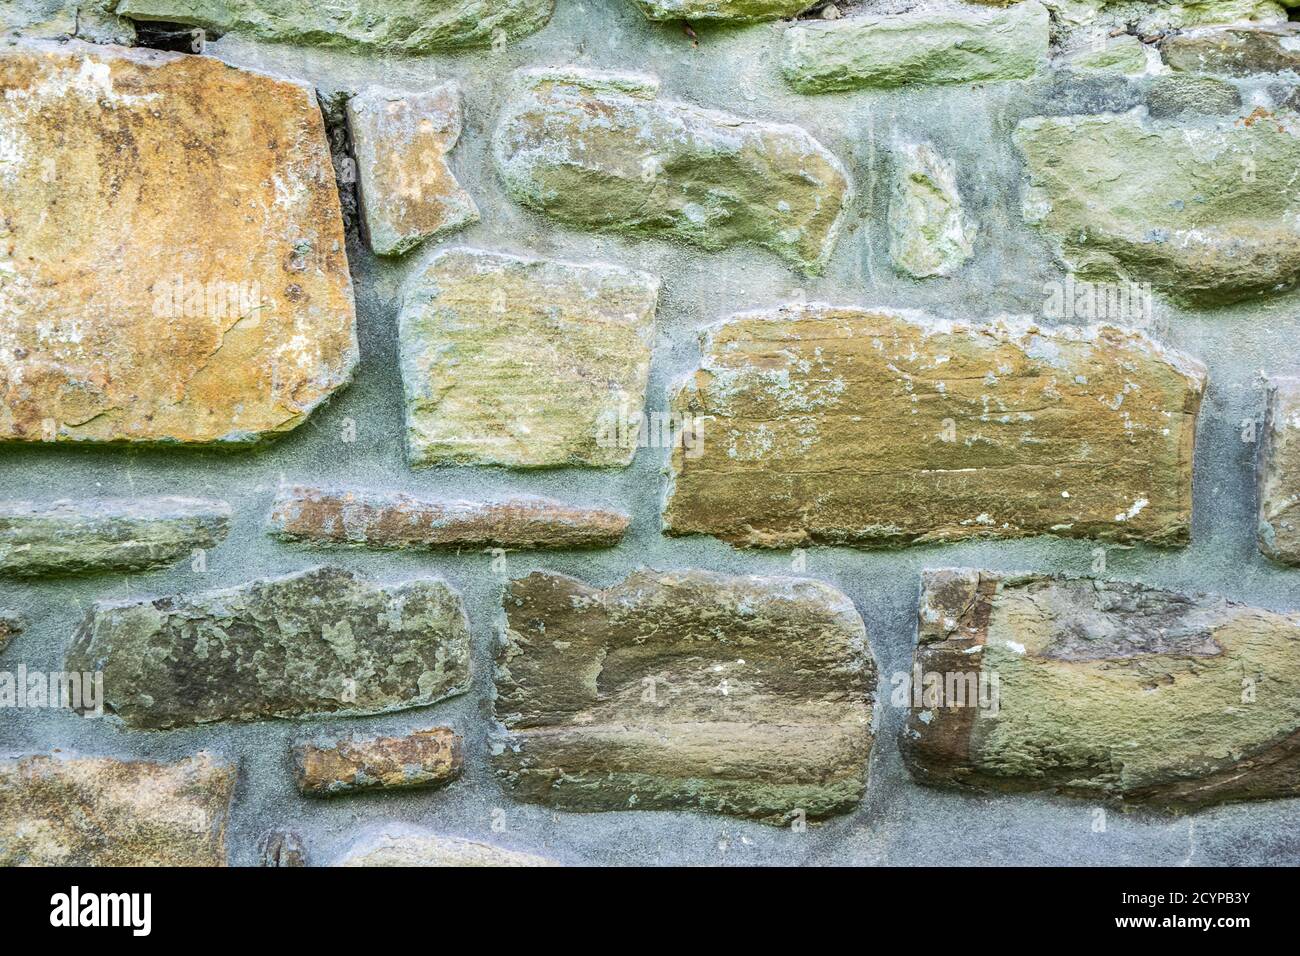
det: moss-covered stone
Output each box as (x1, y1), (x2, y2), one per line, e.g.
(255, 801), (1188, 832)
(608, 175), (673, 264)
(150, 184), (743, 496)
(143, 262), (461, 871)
(627, 0), (813, 22)
(1015, 111), (1300, 306)
(1059, 34), (1149, 75)
(493, 68), (852, 274)
(902, 570), (1300, 809)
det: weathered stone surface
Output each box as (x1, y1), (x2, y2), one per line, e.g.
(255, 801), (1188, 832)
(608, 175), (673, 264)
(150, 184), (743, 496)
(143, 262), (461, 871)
(66, 566), (470, 729)
(1015, 112), (1300, 306)
(0, 752), (235, 865)
(902, 570), (1300, 808)
(888, 142), (975, 279)
(0, 41), (357, 445)
(493, 69), (851, 274)
(0, 498), (230, 577)
(781, 2), (1049, 93)
(1259, 376), (1300, 565)
(1162, 23), (1300, 76)
(347, 85), (478, 258)
(1145, 74), (1242, 118)
(665, 306), (1205, 548)
(2, 0), (134, 42)
(1059, 34), (1148, 75)
(293, 727), (462, 796)
(113, 0), (554, 52)
(270, 486), (630, 550)
(336, 828), (558, 867)
(1044, 0), (1287, 41)
(493, 569), (875, 824)
(0, 613), (21, 656)
(627, 0), (812, 21)
(258, 829), (307, 867)
(399, 247), (659, 468)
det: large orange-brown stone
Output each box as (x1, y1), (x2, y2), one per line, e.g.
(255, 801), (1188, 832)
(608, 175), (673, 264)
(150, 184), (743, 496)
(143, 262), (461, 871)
(0, 40), (357, 446)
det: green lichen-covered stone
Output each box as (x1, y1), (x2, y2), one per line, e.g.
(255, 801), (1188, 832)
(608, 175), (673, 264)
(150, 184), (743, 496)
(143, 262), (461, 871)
(1046, 0), (1287, 39)
(887, 142), (975, 278)
(781, 1), (1050, 93)
(0, 498), (230, 577)
(1015, 111), (1300, 306)
(493, 569), (876, 824)
(1145, 74), (1242, 118)
(113, 0), (554, 52)
(493, 68), (852, 274)
(1059, 34), (1149, 75)
(903, 570), (1300, 809)
(66, 566), (471, 729)
(627, 0), (813, 22)
(1161, 23), (1300, 76)
(1259, 377), (1300, 565)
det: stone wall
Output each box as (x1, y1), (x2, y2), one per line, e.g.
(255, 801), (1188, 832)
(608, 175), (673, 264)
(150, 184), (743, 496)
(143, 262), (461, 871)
(2, 0), (1300, 866)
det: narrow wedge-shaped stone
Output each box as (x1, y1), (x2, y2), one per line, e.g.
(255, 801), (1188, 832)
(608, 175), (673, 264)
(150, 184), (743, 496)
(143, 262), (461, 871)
(335, 829), (558, 866)
(0, 498), (230, 577)
(781, 2), (1049, 93)
(1259, 376), (1300, 564)
(347, 85), (478, 257)
(66, 567), (470, 729)
(901, 570), (1300, 809)
(493, 68), (851, 274)
(493, 569), (875, 824)
(1015, 112), (1300, 306)
(665, 306), (1205, 548)
(399, 247), (659, 468)
(114, 0), (554, 52)
(0, 752), (235, 865)
(270, 487), (629, 550)
(293, 728), (463, 796)
(0, 40), (356, 445)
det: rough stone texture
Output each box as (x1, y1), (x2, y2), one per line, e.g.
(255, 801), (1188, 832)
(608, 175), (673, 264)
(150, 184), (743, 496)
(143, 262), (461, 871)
(347, 84), (478, 258)
(66, 566), (471, 729)
(257, 829), (308, 867)
(335, 828), (558, 866)
(0, 752), (236, 865)
(113, 0), (555, 52)
(2, 0), (134, 42)
(781, 2), (1050, 93)
(493, 569), (876, 824)
(0, 613), (21, 656)
(1046, 0), (1287, 40)
(1259, 376), (1300, 565)
(0, 498), (230, 577)
(665, 306), (1205, 548)
(1015, 112), (1300, 307)
(1058, 34), (1148, 75)
(293, 727), (463, 797)
(0, 40), (357, 445)
(270, 486), (630, 550)
(902, 570), (1300, 809)
(888, 142), (975, 278)
(493, 68), (852, 275)
(1161, 23), (1300, 76)
(627, 0), (813, 21)
(399, 246), (659, 468)
(1145, 74), (1242, 119)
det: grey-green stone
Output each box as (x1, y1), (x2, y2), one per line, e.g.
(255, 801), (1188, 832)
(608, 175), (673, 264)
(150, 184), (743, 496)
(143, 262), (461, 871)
(1146, 74), (1242, 118)
(627, 0), (813, 22)
(1161, 23), (1300, 76)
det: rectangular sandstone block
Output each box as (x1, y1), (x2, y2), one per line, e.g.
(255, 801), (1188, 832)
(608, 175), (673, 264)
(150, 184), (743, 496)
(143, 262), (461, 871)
(901, 570), (1300, 809)
(493, 569), (876, 824)
(293, 728), (463, 797)
(0, 752), (236, 866)
(66, 566), (471, 729)
(269, 486), (629, 550)
(665, 305), (1205, 548)
(399, 247), (659, 468)
(1259, 376), (1300, 564)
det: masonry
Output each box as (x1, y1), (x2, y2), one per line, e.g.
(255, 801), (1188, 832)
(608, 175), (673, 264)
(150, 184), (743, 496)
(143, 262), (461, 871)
(0, 0), (1299, 866)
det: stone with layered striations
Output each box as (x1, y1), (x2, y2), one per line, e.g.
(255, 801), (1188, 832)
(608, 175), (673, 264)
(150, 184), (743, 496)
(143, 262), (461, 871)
(347, 85), (478, 257)
(1161, 23), (1300, 76)
(399, 247), (659, 468)
(293, 727), (463, 796)
(335, 829), (558, 866)
(665, 305), (1205, 549)
(1259, 377), (1300, 565)
(1015, 111), (1300, 306)
(627, 0), (814, 21)
(0, 498), (230, 577)
(113, 0), (554, 52)
(0, 752), (235, 865)
(781, 2), (1050, 93)
(493, 569), (876, 824)
(888, 142), (975, 278)
(493, 68), (851, 274)
(66, 567), (470, 729)
(270, 486), (629, 550)
(902, 569), (1300, 808)
(0, 40), (356, 446)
